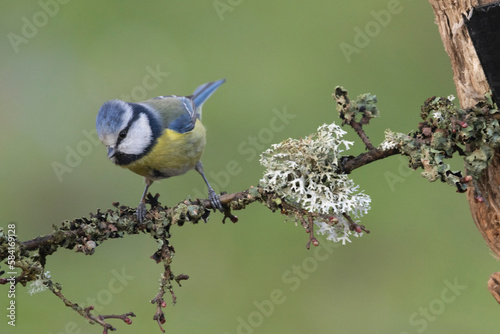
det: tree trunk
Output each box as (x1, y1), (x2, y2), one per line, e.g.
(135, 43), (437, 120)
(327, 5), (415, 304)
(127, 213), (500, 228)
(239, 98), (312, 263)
(428, 0), (493, 109)
(428, 0), (500, 302)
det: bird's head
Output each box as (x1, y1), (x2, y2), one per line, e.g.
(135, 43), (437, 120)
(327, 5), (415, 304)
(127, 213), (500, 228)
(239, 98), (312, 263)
(96, 100), (162, 165)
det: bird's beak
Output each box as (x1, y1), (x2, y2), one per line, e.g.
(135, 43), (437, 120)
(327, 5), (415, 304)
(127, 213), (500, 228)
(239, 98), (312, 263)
(107, 146), (116, 159)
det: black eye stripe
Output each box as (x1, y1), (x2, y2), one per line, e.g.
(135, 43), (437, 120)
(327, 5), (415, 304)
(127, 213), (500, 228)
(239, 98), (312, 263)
(116, 104), (142, 145)
(116, 125), (131, 145)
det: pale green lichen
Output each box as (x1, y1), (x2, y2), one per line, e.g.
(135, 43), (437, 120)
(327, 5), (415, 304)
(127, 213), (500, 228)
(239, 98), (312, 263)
(27, 271), (51, 295)
(259, 122), (371, 244)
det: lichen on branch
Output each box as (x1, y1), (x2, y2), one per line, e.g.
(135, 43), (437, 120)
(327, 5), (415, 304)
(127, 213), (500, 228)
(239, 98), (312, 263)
(259, 122), (371, 245)
(381, 93), (500, 195)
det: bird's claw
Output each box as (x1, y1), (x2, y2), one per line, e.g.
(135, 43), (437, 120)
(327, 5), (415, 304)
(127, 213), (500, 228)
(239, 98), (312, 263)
(137, 202), (147, 223)
(208, 189), (223, 212)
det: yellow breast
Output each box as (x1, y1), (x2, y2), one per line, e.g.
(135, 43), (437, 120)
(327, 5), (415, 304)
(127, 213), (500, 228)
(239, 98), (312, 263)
(124, 119), (206, 180)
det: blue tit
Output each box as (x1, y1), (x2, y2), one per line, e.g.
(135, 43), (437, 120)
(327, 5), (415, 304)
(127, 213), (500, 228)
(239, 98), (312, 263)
(96, 79), (225, 222)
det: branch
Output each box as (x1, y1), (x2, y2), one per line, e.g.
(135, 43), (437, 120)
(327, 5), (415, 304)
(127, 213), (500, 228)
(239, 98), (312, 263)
(341, 147), (400, 174)
(0, 188), (264, 332)
(6, 190), (254, 258)
(6, 85), (495, 332)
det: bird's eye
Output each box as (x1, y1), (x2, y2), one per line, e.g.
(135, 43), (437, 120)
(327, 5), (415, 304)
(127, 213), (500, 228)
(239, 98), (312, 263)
(118, 129), (128, 139)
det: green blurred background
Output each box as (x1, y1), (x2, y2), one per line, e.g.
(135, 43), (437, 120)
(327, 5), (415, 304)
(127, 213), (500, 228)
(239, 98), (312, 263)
(1, 1), (499, 333)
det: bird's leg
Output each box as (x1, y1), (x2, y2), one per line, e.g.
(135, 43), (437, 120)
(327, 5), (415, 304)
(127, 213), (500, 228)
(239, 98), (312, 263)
(137, 178), (153, 222)
(195, 161), (223, 212)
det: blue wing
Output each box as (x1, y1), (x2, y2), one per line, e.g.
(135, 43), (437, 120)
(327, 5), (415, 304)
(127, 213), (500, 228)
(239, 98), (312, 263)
(190, 79), (226, 116)
(166, 97), (197, 133)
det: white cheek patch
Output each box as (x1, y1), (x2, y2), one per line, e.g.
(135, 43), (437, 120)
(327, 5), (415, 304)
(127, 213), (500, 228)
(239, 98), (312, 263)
(117, 113), (153, 155)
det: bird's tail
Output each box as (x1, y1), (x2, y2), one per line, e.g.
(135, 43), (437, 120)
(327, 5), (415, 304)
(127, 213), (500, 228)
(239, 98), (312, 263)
(191, 79), (226, 111)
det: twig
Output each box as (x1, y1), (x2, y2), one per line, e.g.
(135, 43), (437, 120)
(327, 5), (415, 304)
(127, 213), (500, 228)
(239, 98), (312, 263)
(348, 117), (375, 150)
(305, 216), (319, 249)
(149, 238), (180, 333)
(342, 212), (370, 234)
(47, 279), (135, 332)
(334, 86), (377, 150)
(150, 265), (170, 333)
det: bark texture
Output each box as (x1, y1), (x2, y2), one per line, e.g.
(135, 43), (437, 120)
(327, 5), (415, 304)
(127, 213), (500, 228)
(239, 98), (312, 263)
(467, 152), (500, 256)
(429, 0), (493, 109)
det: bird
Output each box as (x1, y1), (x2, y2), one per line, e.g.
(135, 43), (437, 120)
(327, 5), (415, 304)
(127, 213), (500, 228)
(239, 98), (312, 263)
(96, 79), (225, 222)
